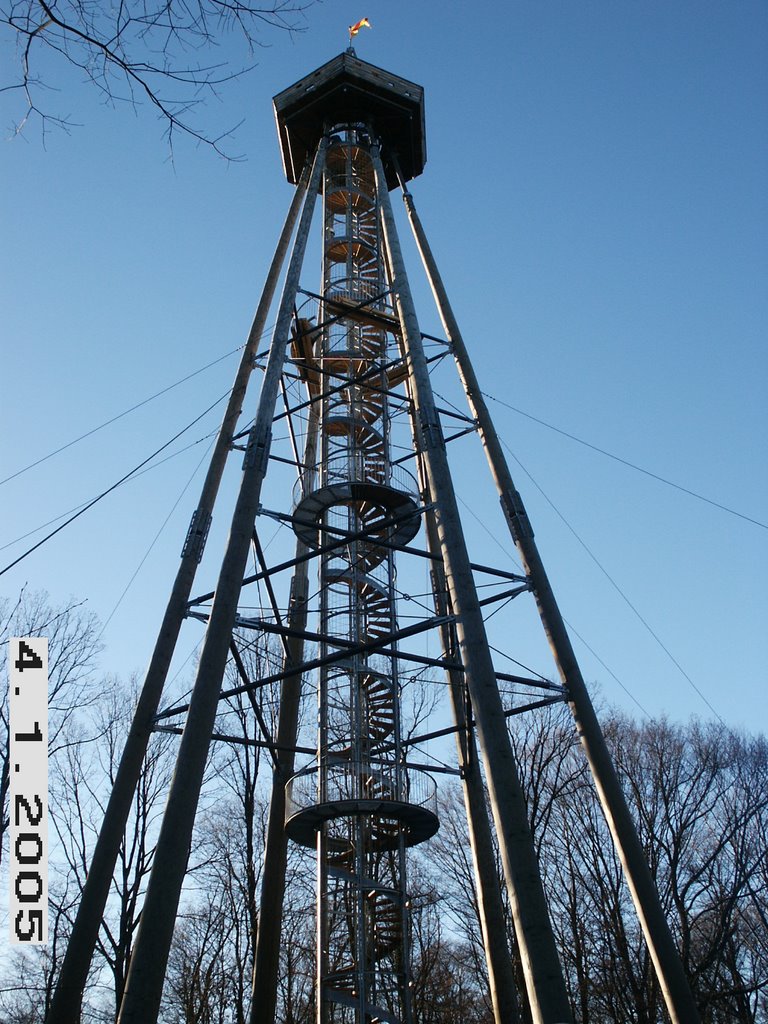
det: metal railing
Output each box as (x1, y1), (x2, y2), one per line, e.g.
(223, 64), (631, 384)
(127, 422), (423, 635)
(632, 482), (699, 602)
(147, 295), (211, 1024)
(292, 455), (418, 510)
(286, 762), (437, 820)
(325, 172), (375, 202)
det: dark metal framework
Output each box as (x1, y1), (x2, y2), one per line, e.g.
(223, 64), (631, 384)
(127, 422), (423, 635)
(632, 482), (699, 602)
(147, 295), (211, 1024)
(47, 50), (701, 1024)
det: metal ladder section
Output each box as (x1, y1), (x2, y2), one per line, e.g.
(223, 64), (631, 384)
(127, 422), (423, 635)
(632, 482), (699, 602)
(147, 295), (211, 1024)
(286, 134), (438, 1024)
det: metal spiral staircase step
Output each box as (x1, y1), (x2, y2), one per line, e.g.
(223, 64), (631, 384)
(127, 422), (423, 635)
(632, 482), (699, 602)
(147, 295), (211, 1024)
(362, 772), (395, 801)
(326, 186), (374, 210)
(326, 415), (385, 454)
(355, 388), (385, 423)
(325, 170), (375, 208)
(321, 329), (384, 365)
(332, 254), (378, 277)
(326, 235), (377, 263)
(322, 975), (401, 1024)
(358, 328), (386, 360)
(320, 658), (396, 754)
(322, 886), (404, 1017)
(326, 142), (374, 168)
(324, 568), (394, 649)
(364, 678), (397, 742)
(327, 851), (355, 874)
(368, 887), (403, 958)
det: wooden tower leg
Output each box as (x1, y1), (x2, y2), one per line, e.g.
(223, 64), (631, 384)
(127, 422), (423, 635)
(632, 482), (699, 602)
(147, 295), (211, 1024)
(400, 180), (701, 1024)
(46, 160), (314, 1024)
(115, 137), (328, 1024)
(249, 410), (318, 1024)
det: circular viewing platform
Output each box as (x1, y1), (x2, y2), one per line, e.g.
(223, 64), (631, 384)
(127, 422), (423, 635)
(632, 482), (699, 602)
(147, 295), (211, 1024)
(292, 460), (421, 552)
(285, 763), (439, 848)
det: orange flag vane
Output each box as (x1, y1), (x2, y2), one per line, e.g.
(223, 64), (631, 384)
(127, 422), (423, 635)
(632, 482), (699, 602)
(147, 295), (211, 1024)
(348, 17), (371, 41)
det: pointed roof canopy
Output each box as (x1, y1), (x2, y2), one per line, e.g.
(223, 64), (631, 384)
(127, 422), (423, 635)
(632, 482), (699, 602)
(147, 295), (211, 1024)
(273, 51), (426, 189)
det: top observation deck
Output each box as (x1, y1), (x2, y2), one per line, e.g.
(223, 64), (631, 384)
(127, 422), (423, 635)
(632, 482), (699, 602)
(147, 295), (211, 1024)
(273, 51), (426, 189)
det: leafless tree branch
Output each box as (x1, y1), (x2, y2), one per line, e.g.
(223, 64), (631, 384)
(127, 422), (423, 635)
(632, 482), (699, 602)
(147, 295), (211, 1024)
(1, 0), (314, 154)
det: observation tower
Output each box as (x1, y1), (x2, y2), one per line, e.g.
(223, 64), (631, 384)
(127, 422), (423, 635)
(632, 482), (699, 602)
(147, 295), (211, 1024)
(49, 49), (702, 1024)
(276, 54), (436, 1024)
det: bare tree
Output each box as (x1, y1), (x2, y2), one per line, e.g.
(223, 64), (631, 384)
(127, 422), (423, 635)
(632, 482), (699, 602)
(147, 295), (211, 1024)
(418, 704), (768, 1024)
(0, 889), (78, 1024)
(163, 896), (233, 1024)
(275, 846), (315, 1024)
(1, 655), (174, 1022)
(160, 632), (279, 1023)
(37, 674), (175, 1019)
(0, 0), (312, 152)
(408, 859), (494, 1024)
(0, 588), (101, 869)
(612, 717), (768, 1023)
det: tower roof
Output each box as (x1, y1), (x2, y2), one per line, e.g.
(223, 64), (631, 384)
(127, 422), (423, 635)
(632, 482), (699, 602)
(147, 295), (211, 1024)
(273, 51), (426, 189)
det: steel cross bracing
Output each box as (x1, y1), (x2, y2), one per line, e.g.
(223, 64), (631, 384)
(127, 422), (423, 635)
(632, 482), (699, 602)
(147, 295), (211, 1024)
(47, 52), (702, 1024)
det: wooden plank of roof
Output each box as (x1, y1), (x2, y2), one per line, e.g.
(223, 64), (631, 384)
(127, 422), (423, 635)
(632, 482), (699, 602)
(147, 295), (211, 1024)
(275, 54), (422, 118)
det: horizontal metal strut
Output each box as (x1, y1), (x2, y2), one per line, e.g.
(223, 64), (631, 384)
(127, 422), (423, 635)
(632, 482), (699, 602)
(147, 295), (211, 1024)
(153, 724), (462, 778)
(401, 695), (566, 749)
(155, 612), (454, 721)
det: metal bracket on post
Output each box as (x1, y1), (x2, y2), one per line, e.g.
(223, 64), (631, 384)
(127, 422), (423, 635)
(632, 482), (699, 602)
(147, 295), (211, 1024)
(500, 488), (535, 542)
(180, 509), (213, 563)
(463, 684), (475, 770)
(419, 416), (444, 451)
(243, 429), (273, 474)
(288, 571), (309, 613)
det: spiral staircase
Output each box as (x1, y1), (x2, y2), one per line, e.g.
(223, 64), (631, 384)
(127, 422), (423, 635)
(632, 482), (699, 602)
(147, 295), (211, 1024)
(286, 134), (437, 1024)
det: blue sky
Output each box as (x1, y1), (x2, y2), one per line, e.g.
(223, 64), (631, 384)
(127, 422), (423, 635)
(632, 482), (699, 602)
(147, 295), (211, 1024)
(1, 0), (766, 734)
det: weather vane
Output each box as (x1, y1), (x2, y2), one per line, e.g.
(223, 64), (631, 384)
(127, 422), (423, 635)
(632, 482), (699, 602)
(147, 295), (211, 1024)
(347, 16), (371, 47)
